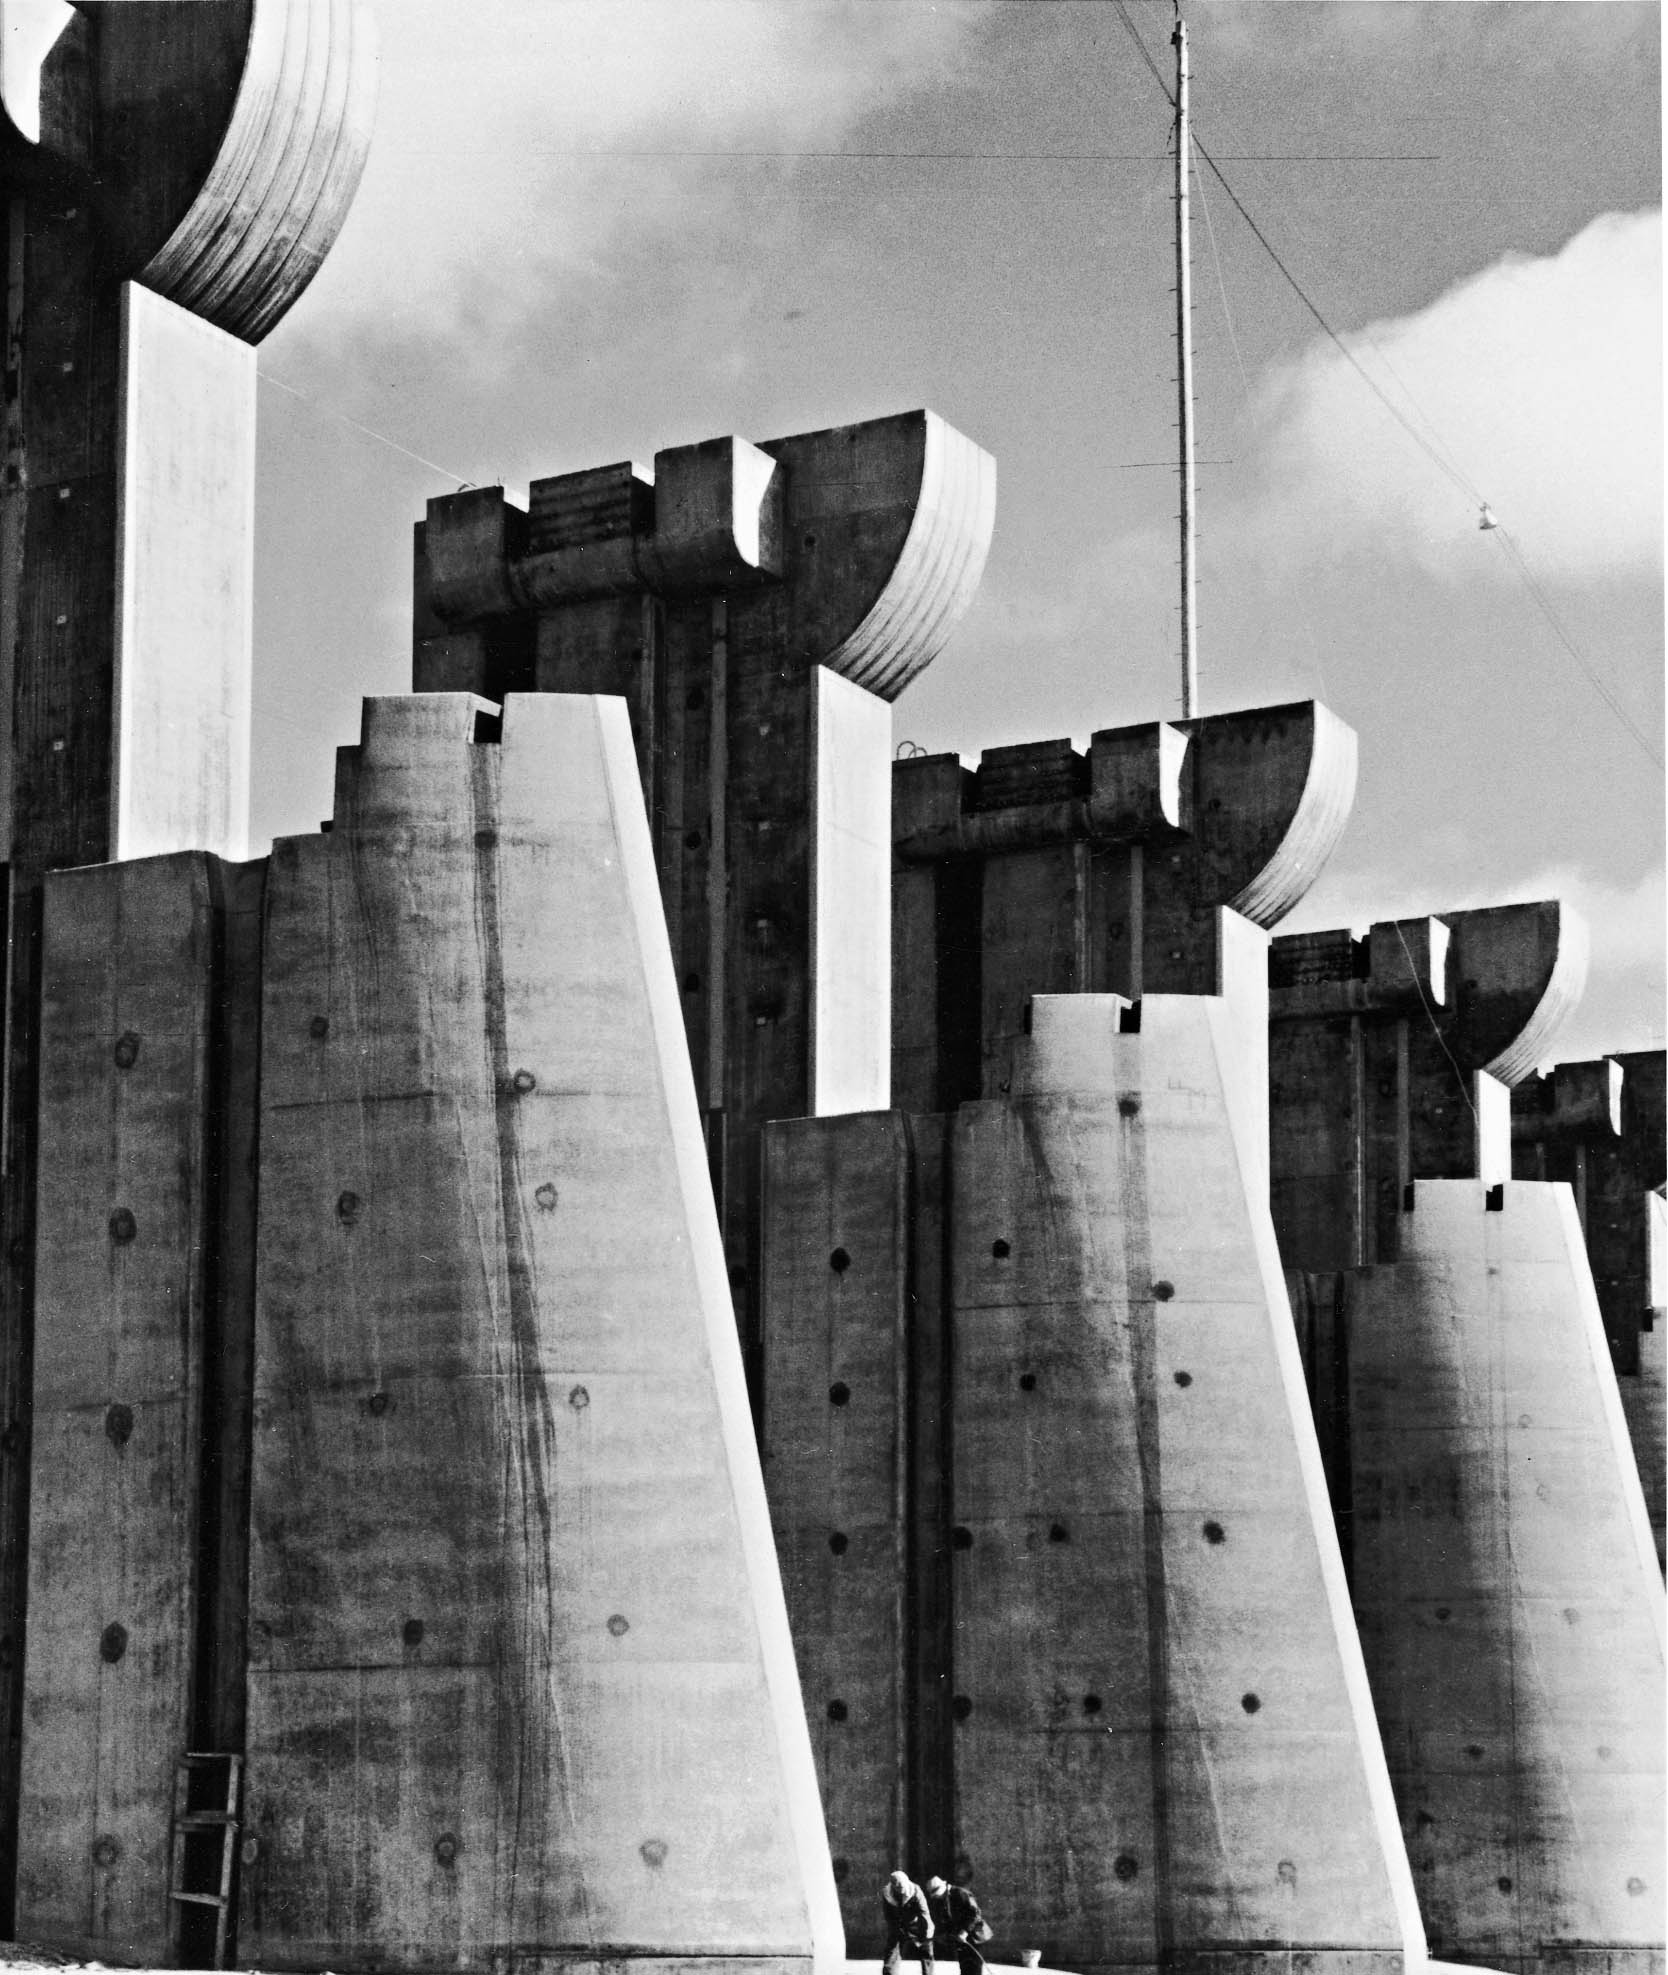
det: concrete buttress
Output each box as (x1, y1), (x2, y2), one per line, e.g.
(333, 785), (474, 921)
(1346, 1184), (1665, 1975)
(240, 693), (842, 1975)
(1275, 910), (1666, 1975)
(945, 983), (1424, 1975)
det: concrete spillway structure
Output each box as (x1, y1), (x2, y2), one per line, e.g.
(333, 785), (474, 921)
(1272, 912), (1666, 1975)
(0, 0), (376, 1917)
(16, 694), (843, 1973)
(762, 705), (1433, 1975)
(413, 414), (995, 1394)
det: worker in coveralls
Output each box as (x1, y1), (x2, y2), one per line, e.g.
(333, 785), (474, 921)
(881, 1871), (935, 1975)
(926, 1874), (992, 1975)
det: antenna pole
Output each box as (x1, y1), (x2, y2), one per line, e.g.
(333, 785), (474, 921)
(1173, 4), (1199, 719)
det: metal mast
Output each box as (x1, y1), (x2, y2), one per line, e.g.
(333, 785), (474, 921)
(1173, 3), (1199, 718)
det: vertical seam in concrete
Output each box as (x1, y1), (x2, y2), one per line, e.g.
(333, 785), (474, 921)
(1110, 1086), (1172, 1965)
(469, 739), (583, 1952)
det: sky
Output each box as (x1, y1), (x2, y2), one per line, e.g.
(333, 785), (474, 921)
(251, 0), (1663, 1064)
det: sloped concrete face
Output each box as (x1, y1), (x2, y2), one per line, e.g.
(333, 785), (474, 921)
(1347, 1182), (1666, 1975)
(241, 693), (842, 1975)
(949, 989), (1424, 1975)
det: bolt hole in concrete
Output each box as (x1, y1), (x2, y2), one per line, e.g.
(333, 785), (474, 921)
(832, 1858), (850, 1884)
(1117, 1094), (1140, 1116)
(1464, 1744), (1484, 1760)
(534, 1182), (558, 1211)
(827, 1700), (848, 1722)
(640, 1839), (669, 1869)
(1628, 1878), (1647, 1895)
(91, 1836), (121, 1867)
(1277, 1861), (1297, 1885)
(1048, 1523), (1069, 1543)
(308, 1014), (329, 1039)
(99, 1622), (127, 1663)
(512, 1068), (537, 1094)
(112, 1029), (141, 1068)
(568, 1385), (589, 1410)
(473, 830), (497, 851)
(108, 1207), (137, 1244)
(1173, 1371), (1192, 1387)
(366, 1391), (392, 1418)
(1497, 1878), (1513, 1894)
(607, 1614), (630, 1637)
(952, 1695), (972, 1721)
(829, 1381), (851, 1406)
(1019, 1372), (1037, 1391)
(829, 1532), (849, 1555)
(830, 1246), (852, 1273)
(434, 1834), (458, 1867)
(1241, 1692), (1261, 1713)
(1434, 1606), (1450, 1621)
(1152, 1280), (1175, 1301)
(683, 971), (701, 994)
(1201, 1520), (1225, 1545)
(402, 1618), (424, 1648)
(991, 1238), (1011, 1259)
(1112, 1854), (1139, 1881)
(1082, 1694), (1101, 1715)
(104, 1403), (133, 1446)
(952, 1526), (973, 1550)
(336, 1190), (360, 1224)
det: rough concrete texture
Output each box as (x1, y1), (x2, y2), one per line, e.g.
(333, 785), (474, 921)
(761, 1113), (916, 1949)
(16, 857), (224, 1963)
(241, 693), (842, 1975)
(112, 285), (253, 862)
(949, 986), (1424, 1975)
(1347, 1181), (1666, 1974)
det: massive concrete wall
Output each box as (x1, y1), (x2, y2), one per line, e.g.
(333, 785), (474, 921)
(16, 852), (261, 1963)
(1274, 910), (1666, 1975)
(1345, 1182), (1665, 1975)
(763, 954), (1429, 1975)
(946, 988), (1422, 1975)
(240, 693), (840, 1973)
(17, 692), (844, 1974)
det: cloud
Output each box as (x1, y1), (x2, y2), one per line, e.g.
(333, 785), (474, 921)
(1218, 208), (1663, 585)
(294, 1), (988, 343)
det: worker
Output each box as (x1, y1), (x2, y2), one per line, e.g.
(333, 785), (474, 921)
(926, 1874), (992, 1975)
(881, 1870), (935, 1975)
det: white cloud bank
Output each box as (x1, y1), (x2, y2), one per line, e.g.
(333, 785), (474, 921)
(297, 1), (986, 339)
(1222, 208), (1663, 585)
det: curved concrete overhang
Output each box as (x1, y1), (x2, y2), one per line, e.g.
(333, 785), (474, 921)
(137, 0), (378, 342)
(1456, 899), (1589, 1086)
(1168, 700), (1359, 928)
(816, 411), (997, 700)
(762, 408), (996, 702)
(7, 0), (375, 344)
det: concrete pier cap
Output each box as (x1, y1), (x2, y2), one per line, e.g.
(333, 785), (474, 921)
(420, 407), (997, 700)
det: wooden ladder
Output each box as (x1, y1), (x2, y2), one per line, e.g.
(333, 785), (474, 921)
(168, 1751), (242, 1969)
